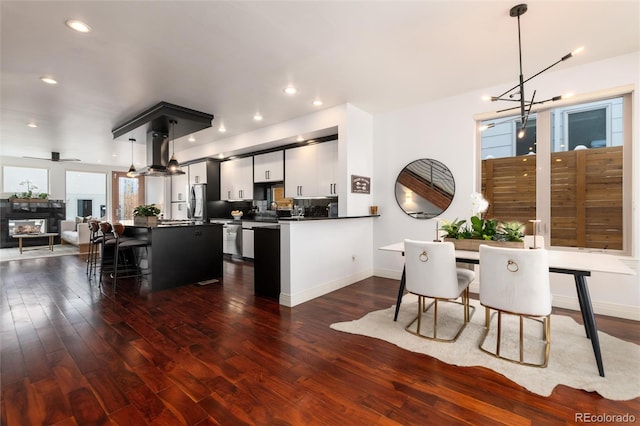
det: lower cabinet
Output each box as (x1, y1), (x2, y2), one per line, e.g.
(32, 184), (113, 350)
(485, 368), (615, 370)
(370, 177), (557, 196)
(253, 227), (280, 299)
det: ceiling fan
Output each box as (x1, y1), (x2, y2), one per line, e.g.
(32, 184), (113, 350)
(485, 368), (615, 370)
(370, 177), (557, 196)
(23, 151), (80, 162)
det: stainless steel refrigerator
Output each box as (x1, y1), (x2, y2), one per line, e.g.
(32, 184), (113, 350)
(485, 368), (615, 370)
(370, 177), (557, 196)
(188, 183), (207, 220)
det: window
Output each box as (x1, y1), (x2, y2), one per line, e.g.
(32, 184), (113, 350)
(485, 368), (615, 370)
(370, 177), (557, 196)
(479, 94), (630, 253)
(66, 171), (107, 219)
(2, 166), (49, 196)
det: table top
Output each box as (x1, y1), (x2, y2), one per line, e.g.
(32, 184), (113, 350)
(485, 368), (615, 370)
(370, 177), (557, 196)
(11, 232), (59, 238)
(379, 242), (635, 276)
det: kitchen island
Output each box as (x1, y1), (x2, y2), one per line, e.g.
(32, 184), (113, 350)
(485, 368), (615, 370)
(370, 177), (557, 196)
(124, 222), (223, 292)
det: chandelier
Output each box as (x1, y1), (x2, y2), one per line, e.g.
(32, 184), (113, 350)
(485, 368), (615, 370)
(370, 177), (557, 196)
(483, 3), (583, 138)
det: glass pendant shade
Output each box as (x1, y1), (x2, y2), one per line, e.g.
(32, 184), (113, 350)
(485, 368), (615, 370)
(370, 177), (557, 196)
(168, 154), (179, 172)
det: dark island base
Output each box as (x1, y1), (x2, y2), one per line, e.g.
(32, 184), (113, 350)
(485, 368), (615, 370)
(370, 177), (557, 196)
(125, 224), (223, 292)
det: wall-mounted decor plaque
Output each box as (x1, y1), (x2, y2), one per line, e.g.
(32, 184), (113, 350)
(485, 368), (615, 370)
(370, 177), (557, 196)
(351, 175), (370, 194)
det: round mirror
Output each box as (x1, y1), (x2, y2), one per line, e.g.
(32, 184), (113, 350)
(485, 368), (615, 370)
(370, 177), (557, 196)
(394, 158), (455, 219)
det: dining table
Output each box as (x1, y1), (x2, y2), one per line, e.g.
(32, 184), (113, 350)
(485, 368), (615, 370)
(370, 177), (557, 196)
(379, 241), (636, 377)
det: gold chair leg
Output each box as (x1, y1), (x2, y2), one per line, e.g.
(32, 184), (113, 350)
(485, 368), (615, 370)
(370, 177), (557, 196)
(479, 308), (552, 368)
(416, 296), (423, 335)
(519, 316), (524, 363)
(433, 299), (438, 339)
(496, 311), (502, 357)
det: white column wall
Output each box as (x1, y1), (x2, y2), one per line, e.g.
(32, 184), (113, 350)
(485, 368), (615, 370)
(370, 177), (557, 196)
(280, 217), (375, 307)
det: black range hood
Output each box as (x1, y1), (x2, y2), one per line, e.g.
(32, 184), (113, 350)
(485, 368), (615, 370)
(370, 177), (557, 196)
(112, 102), (214, 176)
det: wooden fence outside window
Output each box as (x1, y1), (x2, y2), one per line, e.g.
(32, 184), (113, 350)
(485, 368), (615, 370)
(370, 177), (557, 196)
(481, 146), (623, 250)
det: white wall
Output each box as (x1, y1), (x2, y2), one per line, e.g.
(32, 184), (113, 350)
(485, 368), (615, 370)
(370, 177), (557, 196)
(280, 217), (375, 307)
(372, 52), (639, 320)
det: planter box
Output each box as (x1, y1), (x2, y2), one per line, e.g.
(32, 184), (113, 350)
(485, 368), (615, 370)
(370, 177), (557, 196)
(134, 216), (158, 227)
(444, 238), (524, 251)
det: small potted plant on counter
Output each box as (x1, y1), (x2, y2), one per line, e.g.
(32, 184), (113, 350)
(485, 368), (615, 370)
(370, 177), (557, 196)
(133, 204), (161, 227)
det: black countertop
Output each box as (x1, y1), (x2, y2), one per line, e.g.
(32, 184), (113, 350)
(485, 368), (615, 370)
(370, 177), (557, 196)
(278, 215), (380, 221)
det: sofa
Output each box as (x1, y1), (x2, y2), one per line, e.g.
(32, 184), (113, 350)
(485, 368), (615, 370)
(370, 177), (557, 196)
(60, 219), (91, 254)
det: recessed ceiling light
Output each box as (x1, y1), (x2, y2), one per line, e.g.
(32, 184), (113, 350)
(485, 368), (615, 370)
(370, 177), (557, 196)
(284, 85), (297, 95)
(253, 113), (263, 121)
(112, 153), (117, 157)
(27, 122), (37, 128)
(218, 124), (227, 133)
(296, 135), (304, 142)
(65, 19), (91, 33)
(313, 99), (323, 106)
(40, 77), (58, 85)
(188, 135), (196, 142)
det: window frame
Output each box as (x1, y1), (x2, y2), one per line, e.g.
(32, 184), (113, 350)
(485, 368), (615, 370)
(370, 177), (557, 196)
(476, 89), (633, 255)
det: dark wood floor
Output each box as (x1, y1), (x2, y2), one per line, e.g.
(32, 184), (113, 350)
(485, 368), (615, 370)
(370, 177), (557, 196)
(1, 254), (639, 425)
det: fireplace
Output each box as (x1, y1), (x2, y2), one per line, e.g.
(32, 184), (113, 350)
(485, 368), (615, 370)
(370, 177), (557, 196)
(0, 199), (65, 248)
(9, 219), (47, 235)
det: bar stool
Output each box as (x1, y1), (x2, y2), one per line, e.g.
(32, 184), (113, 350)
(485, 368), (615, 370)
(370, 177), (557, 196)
(109, 223), (149, 294)
(98, 222), (118, 287)
(86, 220), (104, 278)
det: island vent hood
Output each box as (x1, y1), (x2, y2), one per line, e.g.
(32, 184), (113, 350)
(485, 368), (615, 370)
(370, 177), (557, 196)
(111, 102), (214, 176)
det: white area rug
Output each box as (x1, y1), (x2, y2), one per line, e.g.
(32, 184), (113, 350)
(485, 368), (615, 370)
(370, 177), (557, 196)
(331, 294), (640, 400)
(0, 244), (80, 262)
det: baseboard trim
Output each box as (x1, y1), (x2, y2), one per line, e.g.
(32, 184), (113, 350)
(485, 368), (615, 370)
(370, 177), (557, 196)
(280, 269), (374, 307)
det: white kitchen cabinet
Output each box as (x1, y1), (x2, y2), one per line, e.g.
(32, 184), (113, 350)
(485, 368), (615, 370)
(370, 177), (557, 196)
(285, 140), (338, 198)
(188, 161), (207, 185)
(254, 151), (284, 183)
(171, 202), (188, 220)
(285, 144), (317, 198)
(171, 173), (189, 202)
(220, 157), (253, 200)
(316, 140), (338, 196)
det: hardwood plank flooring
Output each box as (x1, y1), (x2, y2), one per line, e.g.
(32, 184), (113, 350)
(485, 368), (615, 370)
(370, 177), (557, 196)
(1, 254), (639, 425)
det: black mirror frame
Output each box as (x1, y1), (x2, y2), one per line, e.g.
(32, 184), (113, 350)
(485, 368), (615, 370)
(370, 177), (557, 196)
(394, 158), (455, 219)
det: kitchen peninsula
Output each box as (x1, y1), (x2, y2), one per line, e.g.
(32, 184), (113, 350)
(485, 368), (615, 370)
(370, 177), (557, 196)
(125, 221), (223, 292)
(278, 215), (377, 307)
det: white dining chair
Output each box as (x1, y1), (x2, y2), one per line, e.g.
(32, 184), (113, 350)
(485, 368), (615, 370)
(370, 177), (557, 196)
(403, 239), (475, 342)
(478, 245), (552, 367)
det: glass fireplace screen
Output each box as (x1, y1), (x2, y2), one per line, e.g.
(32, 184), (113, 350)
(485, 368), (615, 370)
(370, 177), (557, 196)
(9, 219), (46, 235)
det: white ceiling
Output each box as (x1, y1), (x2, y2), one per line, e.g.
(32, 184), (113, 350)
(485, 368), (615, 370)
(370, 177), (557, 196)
(1, 1), (638, 167)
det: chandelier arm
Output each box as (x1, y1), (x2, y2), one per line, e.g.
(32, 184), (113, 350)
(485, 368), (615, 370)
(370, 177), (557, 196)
(495, 95), (561, 114)
(521, 89), (536, 129)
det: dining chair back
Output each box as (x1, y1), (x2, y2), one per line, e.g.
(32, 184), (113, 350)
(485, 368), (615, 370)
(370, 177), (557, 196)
(403, 239), (475, 342)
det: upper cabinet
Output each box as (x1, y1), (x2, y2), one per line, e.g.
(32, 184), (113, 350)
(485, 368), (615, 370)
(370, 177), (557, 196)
(183, 159), (221, 202)
(188, 161), (207, 185)
(316, 140), (338, 197)
(254, 151), (284, 183)
(220, 157), (254, 200)
(285, 140), (338, 198)
(171, 173), (189, 202)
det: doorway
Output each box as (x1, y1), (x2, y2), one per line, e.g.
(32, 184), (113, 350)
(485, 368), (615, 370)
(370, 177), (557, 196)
(111, 172), (145, 222)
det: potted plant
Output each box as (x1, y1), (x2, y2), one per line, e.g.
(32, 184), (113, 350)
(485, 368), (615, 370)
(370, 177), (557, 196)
(440, 193), (525, 251)
(133, 204), (161, 227)
(497, 221), (525, 242)
(439, 218), (468, 239)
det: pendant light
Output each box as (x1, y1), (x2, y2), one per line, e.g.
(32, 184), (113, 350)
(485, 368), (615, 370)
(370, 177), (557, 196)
(167, 119), (184, 174)
(483, 3), (583, 139)
(126, 138), (136, 177)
